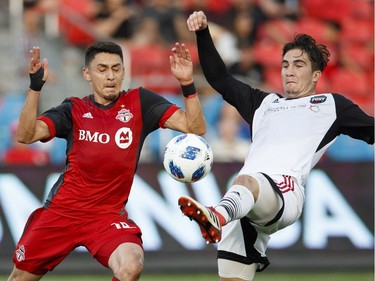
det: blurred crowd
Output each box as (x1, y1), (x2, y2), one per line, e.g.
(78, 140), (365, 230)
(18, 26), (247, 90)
(0, 0), (373, 165)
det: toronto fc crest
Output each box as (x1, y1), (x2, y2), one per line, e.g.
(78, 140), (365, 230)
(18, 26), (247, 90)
(16, 245), (26, 262)
(116, 108), (133, 123)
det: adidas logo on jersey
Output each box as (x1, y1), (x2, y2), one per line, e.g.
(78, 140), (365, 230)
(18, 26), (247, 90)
(82, 112), (93, 118)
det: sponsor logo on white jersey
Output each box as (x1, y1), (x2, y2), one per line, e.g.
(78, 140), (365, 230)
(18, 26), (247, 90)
(310, 95), (327, 104)
(309, 105), (320, 113)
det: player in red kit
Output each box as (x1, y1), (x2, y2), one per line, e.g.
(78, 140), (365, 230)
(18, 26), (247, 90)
(8, 41), (206, 281)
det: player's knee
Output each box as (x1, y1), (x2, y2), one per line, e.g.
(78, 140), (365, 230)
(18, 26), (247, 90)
(233, 175), (259, 200)
(109, 243), (144, 281)
(249, 176), (282, 225)
(7, 267), (42, 281)
(114, 259), (143, 281)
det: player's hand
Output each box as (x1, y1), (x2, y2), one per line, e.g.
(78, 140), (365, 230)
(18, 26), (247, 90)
(29, 47), (48, 76)
(170, 42), (193, 85)
(29, 46), (48, 91)
(187, 11), (208, 32)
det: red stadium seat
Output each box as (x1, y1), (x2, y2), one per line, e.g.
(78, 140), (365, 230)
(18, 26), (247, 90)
(295, 18), (338, 44)
(129, 45), (180, 94)
(330, 68), (371, 100)
(340, 19), (374, 44)
(58, 0), (96, 47)
(256, 19), (296, 44)
(349, 0), (374, 19)
(341, 43), (374, 72)
(300, 0), (351, 24)
(253, 41), (282, 67)
(264, 67), (283, 93)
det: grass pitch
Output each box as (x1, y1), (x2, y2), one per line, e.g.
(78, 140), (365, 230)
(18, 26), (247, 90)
(1, 271), (372, 281)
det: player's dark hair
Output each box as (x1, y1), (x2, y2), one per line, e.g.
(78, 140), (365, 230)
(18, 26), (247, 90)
(84, 41), (123, 66)
(282, 34), (330, 72)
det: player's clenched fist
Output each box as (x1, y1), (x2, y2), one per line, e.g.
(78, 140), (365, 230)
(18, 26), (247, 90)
(186, 11), (208, 32)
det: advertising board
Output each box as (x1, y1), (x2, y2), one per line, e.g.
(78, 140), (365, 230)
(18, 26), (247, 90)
(0, 161), (373, 273)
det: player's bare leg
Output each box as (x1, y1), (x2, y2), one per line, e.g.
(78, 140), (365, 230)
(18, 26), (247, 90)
(7, 266), (43, 281)
(108, 243), (144, 281)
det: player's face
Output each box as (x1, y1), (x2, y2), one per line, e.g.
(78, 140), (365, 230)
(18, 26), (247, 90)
(281, 49), (321, 99)
(83, 52), (125, 105)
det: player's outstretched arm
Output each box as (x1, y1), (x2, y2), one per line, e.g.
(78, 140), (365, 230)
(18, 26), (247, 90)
(17, 47), (51, 144)
(186, 11), (242, 100)
(165, 42), (206, 135)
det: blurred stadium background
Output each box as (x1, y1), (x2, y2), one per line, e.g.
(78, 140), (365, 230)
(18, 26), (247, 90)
(0, 0), (373, 279)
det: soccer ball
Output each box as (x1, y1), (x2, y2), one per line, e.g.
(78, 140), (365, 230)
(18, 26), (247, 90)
(163, 133), (213, 183)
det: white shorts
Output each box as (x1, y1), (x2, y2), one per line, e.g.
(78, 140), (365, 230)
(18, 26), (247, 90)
(217, 173), (305, 273)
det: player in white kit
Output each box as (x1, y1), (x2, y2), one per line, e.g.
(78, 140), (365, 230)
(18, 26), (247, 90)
(178, 11), (374, 281)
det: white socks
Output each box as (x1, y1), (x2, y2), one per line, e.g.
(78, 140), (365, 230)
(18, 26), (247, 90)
(215, 184), (255, 224)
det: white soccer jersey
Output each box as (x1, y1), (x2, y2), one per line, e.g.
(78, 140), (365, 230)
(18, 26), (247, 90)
(240, 93), (344, 186)
(215, 81), (373, 188)
(196, 28), (374, 187)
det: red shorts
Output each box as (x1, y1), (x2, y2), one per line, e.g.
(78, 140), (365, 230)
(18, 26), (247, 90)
(13, 207), (143, 275)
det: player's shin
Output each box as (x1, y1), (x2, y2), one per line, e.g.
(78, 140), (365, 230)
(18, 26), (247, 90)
(215, 184), (255, 224)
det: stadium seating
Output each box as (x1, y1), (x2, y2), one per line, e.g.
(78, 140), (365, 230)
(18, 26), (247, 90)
(327, 135), (374, 161)
(0, 93), (26, 157)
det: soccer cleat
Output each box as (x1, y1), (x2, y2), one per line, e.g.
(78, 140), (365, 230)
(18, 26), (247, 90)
(178, 196), (222, 243)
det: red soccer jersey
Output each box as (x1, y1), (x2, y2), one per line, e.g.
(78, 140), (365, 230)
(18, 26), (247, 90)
(38, 88), (178, 218)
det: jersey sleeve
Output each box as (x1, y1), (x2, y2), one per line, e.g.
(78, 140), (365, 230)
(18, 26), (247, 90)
(333, 94), (374, 144)
(139, 87), (179, 133)
(37, 99), (73, 141)
(196, 27), (269, 124)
